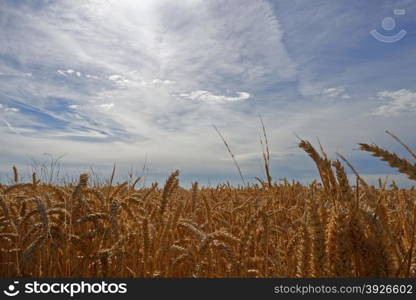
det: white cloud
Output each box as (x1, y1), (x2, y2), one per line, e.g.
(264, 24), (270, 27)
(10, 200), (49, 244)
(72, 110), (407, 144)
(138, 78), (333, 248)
(299, 83), (351, 100)
(5, 107), (19, 113)
(0, 104), (19, 113)
(108, 75), (125, 81)
(99, 103), (115, 110)
(108, 74), (130, 87)
(322, 87), (350, 99)
(85, 74), (99, 79)
(1, 119), (21, 135)
(372, 89), (416, 117)
(57, 69), (80, 76)
(150, 79), (173, 85)
(180, 90), (250, 103)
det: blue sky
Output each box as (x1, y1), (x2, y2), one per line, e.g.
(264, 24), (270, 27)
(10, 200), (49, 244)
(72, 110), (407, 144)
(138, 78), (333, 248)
(0, 0), (415, 186)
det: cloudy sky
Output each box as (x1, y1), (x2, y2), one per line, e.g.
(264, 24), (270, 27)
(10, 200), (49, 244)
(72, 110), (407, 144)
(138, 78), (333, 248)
(0, 0), (415, 186)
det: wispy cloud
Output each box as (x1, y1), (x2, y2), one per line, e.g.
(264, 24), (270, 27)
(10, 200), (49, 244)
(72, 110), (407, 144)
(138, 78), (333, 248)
(372, 89), (416, 116)
(0, 0), (415, 186)
(321, 87), (351, 99)
(179, 90), (250, 104)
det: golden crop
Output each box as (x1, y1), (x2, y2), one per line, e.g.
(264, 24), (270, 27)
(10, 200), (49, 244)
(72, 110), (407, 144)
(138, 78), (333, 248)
(0, 132), (415, 278)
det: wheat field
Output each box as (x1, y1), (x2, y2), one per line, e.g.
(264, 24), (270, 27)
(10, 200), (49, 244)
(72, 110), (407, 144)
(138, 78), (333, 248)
(1, 133), (416, 278)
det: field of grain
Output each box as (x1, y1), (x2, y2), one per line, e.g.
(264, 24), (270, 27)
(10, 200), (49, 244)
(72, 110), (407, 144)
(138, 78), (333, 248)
(1, 134), (416, 278)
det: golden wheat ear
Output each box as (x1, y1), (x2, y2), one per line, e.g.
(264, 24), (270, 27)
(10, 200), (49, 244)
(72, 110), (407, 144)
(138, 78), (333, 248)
(385, 130), (416, 161)
(359, 143), (416, 181)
